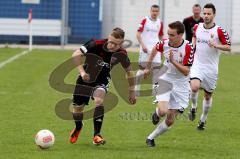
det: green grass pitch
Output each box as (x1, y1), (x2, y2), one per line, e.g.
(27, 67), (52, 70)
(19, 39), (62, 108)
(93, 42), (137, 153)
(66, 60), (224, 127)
(0, 48), (239, 159)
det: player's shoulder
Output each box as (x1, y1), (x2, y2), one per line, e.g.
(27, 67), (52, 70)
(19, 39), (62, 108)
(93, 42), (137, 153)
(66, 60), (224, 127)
(156, 39), (168, 51)
(158, 38), (168, 45)
(118, 48), (128, 55)
(193, 22), (203, 31)
(93, 39), (107, 45)
(183, 16), (193, 21)
(216, 25), (227, 32)
(184, 40), (193, 48)
(195, 22), (203, 27)
(140, 16), (148, 22)
(156, 17), (161, 22)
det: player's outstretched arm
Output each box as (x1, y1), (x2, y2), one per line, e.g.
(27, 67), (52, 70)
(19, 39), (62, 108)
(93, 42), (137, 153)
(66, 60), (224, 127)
(209, 42), (231, 52)
(136, 31), (148, 53)
(72, 49), (90, 81)
(144, 45), (158, 79)
(126, 69), (136, 105)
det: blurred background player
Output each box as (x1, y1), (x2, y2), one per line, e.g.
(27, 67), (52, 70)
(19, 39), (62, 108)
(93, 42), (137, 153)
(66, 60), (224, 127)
(183, 4), (203, 42)
(135, 4), (164, 101)
(189, 3), (231, 130)
(70, 27), (136, 145)
(144, 21), (194, 147)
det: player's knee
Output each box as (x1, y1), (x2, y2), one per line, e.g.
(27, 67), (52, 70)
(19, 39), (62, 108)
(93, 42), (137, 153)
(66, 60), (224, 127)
(165, 114), (175, 126)
(191, 85), (200, 93)
(72, 104), (84, 121)
(204, 93), (212, 101)
(72, 104), (84, 113)
(94, 97), (104, 106)
(205, 96), (211, 101)
(165, 118), (174, 126)
(158, 107), (168, 117)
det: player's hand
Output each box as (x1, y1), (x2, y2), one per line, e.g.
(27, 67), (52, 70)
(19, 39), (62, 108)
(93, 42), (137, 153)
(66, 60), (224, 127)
(80, 72), (90, 81)
(128, 90), (136, 105)
(143, 68), (150, 79)
(209, 40), (217, 49)
(142, 45), (148, 53)
(169, 50), (174, 63)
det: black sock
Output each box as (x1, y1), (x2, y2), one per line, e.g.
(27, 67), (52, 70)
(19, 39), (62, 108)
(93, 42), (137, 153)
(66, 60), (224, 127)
(73, 112), (83, 131)
(93, 106), (104, 136)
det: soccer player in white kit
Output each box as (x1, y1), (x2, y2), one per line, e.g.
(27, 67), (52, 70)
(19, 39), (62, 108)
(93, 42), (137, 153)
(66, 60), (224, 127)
(188, 3), (231, 130)
(135, 4), (164, 99)
(143, 21), (194, 147)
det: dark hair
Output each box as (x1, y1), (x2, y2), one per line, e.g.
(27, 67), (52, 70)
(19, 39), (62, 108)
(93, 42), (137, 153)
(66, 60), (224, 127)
(151, 4), (159, 9)
(204, 3), (216, 14)
(111, 27), (125, 39)
(193, 4), (201, 9)
(168, 21), (185, 34)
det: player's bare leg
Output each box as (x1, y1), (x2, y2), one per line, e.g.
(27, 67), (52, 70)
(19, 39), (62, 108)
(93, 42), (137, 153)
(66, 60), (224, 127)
(147, 109), (179, 147)
(152, 101), (168, 125)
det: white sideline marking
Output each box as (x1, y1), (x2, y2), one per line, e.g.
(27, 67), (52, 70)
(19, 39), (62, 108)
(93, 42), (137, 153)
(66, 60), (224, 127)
(0, 50), (30, 69)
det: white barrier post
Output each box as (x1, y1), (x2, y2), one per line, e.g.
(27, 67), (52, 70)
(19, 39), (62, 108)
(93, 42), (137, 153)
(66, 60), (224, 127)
(28, 8), (33, 51)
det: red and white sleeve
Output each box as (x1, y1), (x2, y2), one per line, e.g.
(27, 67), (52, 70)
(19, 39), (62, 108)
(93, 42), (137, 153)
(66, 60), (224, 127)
(137, 18), (147, 32)
(217, 27), (231, 45)
(158, 21), (164, 37)
(193, 24), (199, 38)
(183, 43), (194, 66)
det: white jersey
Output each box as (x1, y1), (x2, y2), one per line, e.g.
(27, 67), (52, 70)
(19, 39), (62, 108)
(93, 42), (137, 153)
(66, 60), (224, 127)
(193, 23), (231, 73)
(155, 39), (194, 109)
(156, 39), (194, 85)
(137, 16), (163, 66)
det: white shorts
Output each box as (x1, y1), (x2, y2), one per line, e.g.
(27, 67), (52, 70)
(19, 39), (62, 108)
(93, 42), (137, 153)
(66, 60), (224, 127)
(190, 65), (218, 93)
(155, 84), (190, 111)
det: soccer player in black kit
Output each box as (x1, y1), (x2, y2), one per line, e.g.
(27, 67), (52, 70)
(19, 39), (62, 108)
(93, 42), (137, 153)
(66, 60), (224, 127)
(69, 28), (136, 145)
(183, 4), (203, 42)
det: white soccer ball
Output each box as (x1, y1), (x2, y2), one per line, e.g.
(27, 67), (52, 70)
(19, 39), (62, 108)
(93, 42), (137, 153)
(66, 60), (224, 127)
(35, 129), (55, 149)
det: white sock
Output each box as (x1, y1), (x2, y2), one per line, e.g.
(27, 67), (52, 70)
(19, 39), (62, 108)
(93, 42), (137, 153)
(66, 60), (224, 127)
(135, 70), (144, 96)
(191, 91), (199, 109)
(155, 107), (160, 116)
(147, 120), (169, 140)
(200, 98), (212, 122)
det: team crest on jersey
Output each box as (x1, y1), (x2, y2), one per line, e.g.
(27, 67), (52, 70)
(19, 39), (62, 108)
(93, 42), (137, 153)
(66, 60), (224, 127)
(210, 33), (214, 39)
(179, 52), (183, 63)
(97, 60), (110, 68)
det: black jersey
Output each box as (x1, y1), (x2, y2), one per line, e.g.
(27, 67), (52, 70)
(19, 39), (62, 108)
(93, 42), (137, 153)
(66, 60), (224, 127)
(79, 39), (131, 84)
(183, 16), (204, 42)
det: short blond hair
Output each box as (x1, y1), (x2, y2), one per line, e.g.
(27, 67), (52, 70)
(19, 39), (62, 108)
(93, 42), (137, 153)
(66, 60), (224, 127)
(111, 27), (125, 39)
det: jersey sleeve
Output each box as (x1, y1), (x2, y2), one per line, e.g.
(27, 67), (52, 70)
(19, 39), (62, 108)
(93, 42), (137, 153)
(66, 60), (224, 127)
(112, 50), (131, 72)
(156, 40), (164, 53)
(183, 43), (194, 66)
(158, 21), (164, 36)
(217, 27), (231, 45)
(79, 39), (96, 54)
(193, 24), (199, 38)
(137, 18), (147, 32)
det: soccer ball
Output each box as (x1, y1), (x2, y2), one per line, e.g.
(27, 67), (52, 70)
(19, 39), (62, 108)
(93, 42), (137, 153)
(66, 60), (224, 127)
(35, 129), (55, 149)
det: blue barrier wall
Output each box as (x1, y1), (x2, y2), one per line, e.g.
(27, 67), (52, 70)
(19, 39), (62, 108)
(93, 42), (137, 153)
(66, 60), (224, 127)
(0, 0), (101, 44)
(68, 0), (101, 43)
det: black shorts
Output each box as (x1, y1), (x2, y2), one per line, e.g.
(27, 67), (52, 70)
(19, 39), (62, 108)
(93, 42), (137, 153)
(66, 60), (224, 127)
(72, 76), (110, 106)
